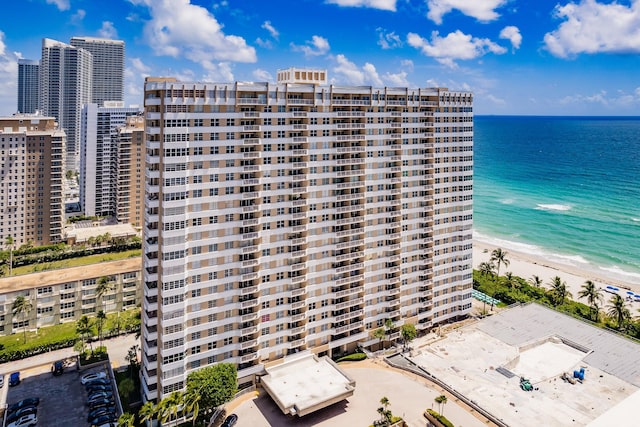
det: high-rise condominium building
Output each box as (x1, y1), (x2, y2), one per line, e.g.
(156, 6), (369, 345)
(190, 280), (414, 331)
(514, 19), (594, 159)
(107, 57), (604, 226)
(80, 102), (141, 217)
(40, 38), (92, 171)
(70, 37), (125, 107)
(141, 70), (473, 401)
(17, 59), (40, 114)
(116, 115), (145, 227)
(0, 115), (65, 246)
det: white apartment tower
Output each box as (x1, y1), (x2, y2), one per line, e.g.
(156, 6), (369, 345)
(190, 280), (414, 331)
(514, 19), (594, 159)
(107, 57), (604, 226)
(141, 70), (473, 401)
(17, 59), (40, 114)
(80, 102), (141, 217)
(70, 37), (125, 107)
(40, 38), (93, 171)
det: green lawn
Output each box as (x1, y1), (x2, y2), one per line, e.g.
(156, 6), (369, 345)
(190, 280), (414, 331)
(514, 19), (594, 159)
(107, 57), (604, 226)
(11, 249), (141, 276)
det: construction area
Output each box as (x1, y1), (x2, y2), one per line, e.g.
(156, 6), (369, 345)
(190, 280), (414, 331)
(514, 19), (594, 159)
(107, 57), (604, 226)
(407, 303), (640, 427)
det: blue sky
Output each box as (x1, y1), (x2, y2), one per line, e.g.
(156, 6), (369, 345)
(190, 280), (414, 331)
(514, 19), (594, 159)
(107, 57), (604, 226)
(1, 0), (639, 115)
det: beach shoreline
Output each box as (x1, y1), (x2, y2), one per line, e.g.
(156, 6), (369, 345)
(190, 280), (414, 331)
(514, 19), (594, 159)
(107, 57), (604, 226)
(472, 239), (640, 305)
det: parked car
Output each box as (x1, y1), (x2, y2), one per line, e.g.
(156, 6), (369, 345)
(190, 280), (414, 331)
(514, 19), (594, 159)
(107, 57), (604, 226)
(88, 399), (115, 411)
(6, 413), (37, 427)
(8, 398), (40, 413)
(221, 414), (238, 427)
(85, 378), (110, 387)
(87, 406), (116, 422)
(87, 391), (114, 402)
(9, 372), (20, 386)
(0, 374), (4, 388)
(51, 360), (64, 376)
(89, 413), (117, 427)
(6, 407), (37, 425)
(86, 384), (112, 394)
(80, 371), (107, 384)
(87, 396), (114, 407)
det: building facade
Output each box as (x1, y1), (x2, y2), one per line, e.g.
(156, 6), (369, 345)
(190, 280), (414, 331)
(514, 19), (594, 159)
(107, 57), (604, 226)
(116, 116), (146, 227)
(70, 37), (125, 107)
(141, 71), (473, 401)
(40, 38), (93, 172)
(0, 258), (142, 335)
(80, 102), (141, 217)
(17, 59), (40, 114)
(0, 115), (65, 246)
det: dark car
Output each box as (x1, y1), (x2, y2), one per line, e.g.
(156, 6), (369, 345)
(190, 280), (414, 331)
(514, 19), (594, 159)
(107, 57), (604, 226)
(87, 396), (114, 407)
(89, 413), (117, 427)
(51, 361), (64, 376)
(221, 414), (238, 427)
(6, 407), (37, 425)
(86, 384), (112, 393)
(85, 378), (110, 388)
(89, 399), (115, 411)
(8, 398), (40, 413)
(87, 391), (114, 402)
(87, 406), (116, 422)
(9, 372), (20, 386)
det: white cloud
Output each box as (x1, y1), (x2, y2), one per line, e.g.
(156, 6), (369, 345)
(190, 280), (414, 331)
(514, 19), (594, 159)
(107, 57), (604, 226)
(487, 94), (506, 105)
(291, 35), (330, 57)
(376, 28), (402, 49)
(635, 87), (640, 97)
(45, 0), (70, 11)
(544, 0), (640, 58)
(98, 21), (118, 39)
(130, 57), (151, 75)
(383, 71), (409, 86)
(559, 89), (640, 107)
(401, 59), (414, 71)
(71, 9), (86, 24)
(262, 21), (279, 40)
(252, 69), (272, 82)
(426, 0), (507, 24)
(326, 0), (397, 12)
(499, 26), (521, 50)
(202, 63), (234, 82)
(332, 55), (383, 86)
(255, 38), (272, 49)
(130, 0), (256, 68)
(407, 30), (506, 68)
(0, 32), (19, 115)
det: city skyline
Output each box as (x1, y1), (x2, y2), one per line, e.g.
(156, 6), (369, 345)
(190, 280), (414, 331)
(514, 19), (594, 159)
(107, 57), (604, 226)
(0, 0), (638, 117)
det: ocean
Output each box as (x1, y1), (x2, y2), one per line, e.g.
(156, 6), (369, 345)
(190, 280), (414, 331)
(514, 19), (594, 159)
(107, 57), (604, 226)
(473, 116), (640, 282)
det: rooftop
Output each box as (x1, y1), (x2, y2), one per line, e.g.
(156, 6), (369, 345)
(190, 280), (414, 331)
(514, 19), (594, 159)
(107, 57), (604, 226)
(260, 353), (356, 417)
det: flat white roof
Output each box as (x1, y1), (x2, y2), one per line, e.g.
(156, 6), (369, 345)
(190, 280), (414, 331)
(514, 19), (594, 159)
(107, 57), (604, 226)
(261, 353), (355, 417)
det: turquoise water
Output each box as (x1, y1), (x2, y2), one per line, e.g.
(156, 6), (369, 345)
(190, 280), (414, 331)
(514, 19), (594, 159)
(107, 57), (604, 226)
(473, 116), (640, 282)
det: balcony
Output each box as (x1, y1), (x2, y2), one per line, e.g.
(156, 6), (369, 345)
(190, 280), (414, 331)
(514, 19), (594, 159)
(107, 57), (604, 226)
(240, 285), (258, 295)
(241, 326), (258, 336)
(333, 320), (363, 335)
(241, 299), (259, 309)
(241, 353), (259, 363)
(241, 339), (258, 350)
(241, 312), (258, 322)
(288, 338), (305, 348)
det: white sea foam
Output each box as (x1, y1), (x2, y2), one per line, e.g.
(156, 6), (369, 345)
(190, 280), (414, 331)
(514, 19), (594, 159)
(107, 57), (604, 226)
(599, 266), (640, 281)
(536, 204), (572, 212)
(632, 217), (640, 222)
(473, 231), (546, 258)
(500, 199), (514, 205)
(548, 253), (589, 266)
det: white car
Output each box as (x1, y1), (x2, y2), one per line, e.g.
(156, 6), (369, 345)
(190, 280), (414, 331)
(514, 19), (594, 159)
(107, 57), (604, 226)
(7, 414), (37, 427)
(0, 374), (4, 388)
(80, 371), (107, 384)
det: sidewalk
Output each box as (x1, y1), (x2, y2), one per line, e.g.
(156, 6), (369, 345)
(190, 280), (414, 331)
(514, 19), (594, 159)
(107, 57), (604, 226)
(0, 333), (139, 373)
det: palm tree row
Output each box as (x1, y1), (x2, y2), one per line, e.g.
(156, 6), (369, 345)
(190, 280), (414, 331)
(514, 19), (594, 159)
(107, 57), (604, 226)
(477, 248), (639, 332)
(133, 388), (201, 427)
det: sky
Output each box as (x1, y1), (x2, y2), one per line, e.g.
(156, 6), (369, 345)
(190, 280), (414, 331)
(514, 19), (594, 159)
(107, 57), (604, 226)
(1, 0), (639, 116)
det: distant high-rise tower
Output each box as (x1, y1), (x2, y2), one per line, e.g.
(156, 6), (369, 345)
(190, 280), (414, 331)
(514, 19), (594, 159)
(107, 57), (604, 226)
(40, 38), (93, 171)
(70, 37), (125, 106)
(17, 59), (39, 114)
(116, 116), (145, 227)
(80, 102), (141, 217)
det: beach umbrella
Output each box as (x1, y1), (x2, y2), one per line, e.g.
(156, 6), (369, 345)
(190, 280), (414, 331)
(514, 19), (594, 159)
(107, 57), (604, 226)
(626, 291), (634, 295)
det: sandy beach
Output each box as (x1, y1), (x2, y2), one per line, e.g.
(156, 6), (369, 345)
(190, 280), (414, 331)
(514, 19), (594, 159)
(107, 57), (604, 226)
(473, 239), (640, 307)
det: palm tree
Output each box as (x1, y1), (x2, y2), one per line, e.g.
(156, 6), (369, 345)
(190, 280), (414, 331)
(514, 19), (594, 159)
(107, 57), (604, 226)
(12, 295), (32, 344)
(96, 310), (107, 348)
(504, 272), (517, 289)
(5, 235), (14, 276)
(384, 319), (395, 343)
(159, 391), (183, 424)
(117, 413), (135, 427)
(139, 401), (158, 425)
(76, 315), (94, 352)
(528, 275), (542, 288)
(435, 394), (448, 415)
(578, 280), (604, 322)
(490, 248), (509, 278)
(607, 294), (631, 330)
(371, 327), (386, 350)
(96, 276), (114, 313)
(548, 276), (572, 306)
(183, 389), (201, 426)
(478, 261), (496, 279)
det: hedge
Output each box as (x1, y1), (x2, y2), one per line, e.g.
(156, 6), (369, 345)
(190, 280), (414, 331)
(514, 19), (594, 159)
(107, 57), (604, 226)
(426, 409), (454, 427)
(337, 353), (367, 362)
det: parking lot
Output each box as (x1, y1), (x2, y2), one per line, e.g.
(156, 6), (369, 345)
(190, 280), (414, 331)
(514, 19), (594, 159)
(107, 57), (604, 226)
(4, 358), (115, 427)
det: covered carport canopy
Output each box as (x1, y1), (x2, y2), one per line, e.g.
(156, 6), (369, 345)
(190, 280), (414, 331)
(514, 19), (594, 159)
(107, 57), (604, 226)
(260, 353), (356, 417)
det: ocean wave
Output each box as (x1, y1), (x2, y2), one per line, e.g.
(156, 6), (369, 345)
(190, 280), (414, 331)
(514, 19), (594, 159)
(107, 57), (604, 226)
(500, 199), (514, 205)
(632, 217), (640, 222)
(536, 204), (572, 212)
(599, 266), (640, 281)
(473, 231), (546, 258)
(548, 253), (589, 266)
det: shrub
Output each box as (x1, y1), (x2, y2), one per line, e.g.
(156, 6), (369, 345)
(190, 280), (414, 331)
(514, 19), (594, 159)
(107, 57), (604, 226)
(337, 352), (367, 362)
(426, 409), (454, 427)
